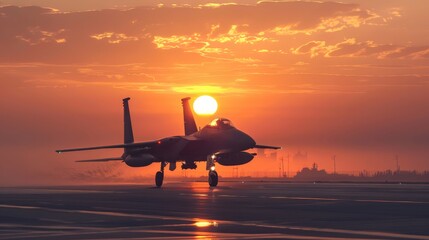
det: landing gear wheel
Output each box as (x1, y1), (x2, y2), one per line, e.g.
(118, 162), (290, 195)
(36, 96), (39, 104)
(208, 170), (218, 187)
(155, 171), (164, 187)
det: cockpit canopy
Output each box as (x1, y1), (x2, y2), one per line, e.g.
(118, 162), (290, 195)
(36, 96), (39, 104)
(207, 118), (235, 130)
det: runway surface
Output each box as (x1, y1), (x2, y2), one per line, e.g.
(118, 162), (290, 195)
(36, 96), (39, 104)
(1, 181), (429, 239)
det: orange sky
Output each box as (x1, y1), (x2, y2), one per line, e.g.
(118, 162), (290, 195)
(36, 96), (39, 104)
(1, 1), (428, 185)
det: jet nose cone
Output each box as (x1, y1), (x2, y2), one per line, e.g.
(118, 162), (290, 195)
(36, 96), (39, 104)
(249, 135), (256, 148)
(233, 130), (256, 150)
(243, 132), (256, 149)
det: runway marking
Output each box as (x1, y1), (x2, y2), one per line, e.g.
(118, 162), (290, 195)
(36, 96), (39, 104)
(242, 223), (429, 240)
(0, 227), (357, 240)
(0, 223), (379, 240)
(354, 199), (429, 204)
(218, 194), (242, 198)
(270, 197), (338, 201)
(1, 204), (428, 239)
(270, 196), (429, 204)
(127, 230), (353, 239)
(190, 193), (208, 197)
(0, 204), (41, 209)
(0, 188), (116, 194)
(180, 193), (243, 198)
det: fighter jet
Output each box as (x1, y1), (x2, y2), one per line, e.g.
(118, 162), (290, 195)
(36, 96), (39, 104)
(56, 97), (280, 187)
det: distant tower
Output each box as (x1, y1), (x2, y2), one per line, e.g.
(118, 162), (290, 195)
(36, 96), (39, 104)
(332, 155), (336, 175)
(312, 162), (318, 170)
(396, 155), (400, 172)
(287, 154), (290, 178)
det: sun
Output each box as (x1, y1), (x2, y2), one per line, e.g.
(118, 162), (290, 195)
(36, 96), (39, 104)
(193, 95), (218, 115)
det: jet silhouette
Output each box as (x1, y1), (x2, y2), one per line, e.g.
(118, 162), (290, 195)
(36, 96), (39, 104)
(56, 97), (280, 187)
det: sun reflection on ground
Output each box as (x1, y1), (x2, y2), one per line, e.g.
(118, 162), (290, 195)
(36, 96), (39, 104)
(194, 220), (219, 227)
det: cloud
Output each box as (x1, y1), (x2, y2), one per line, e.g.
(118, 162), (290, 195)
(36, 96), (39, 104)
(291, 41), (327, 57)
(0, 2), (378, 64)
(209, 25), (270, 44)
(15, 27), (66, 45)
(91, 32), (140, 44)
(171, 85), (247, 94)
(153, 34), (207, 50)
(292, 39), (429, 59)
(269, 14), (367, 36)
(383, 46), (429, 59)
(2, 2), (428, 92)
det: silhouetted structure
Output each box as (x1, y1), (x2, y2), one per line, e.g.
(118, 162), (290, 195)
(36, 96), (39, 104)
(57, 97), (280, 188)
(293, 163), (429, 182)
(295, 163), (344, 181)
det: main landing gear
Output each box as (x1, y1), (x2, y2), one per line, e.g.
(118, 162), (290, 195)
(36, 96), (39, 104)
(155, 162), (166, 188)
(207, 154), (218, 187)
(155, 156), (220, 188)
(208, 170), (218, 187)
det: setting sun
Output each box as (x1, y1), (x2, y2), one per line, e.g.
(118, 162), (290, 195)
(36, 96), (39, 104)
(193, 95), (218, 115)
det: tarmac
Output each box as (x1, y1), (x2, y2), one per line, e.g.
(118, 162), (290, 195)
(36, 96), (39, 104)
(1, 181), (429, 239)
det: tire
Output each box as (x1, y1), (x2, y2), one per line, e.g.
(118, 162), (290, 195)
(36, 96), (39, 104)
(155, 171), (164, 187)
(208, 171), (218, 187)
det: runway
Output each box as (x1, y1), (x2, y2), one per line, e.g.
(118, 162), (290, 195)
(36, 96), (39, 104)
(1, 182), (429, 239)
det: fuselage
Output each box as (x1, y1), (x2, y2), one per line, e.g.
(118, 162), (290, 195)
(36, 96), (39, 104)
(180, 120), (256, 161)
(126, 118), (256, 165)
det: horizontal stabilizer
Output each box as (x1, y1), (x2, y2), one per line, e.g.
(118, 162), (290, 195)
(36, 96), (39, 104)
(76, 157), (123, 163)
(56, 141), (156, 153)
(254, 144), (281, 150)
(57, 144), (128, 153)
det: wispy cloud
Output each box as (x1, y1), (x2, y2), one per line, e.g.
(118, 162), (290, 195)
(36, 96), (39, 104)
(171, 85), (247, 94)
(16, 27), (66, 45)
(91, 32), (141, 44)
(292, 39), (429, 59)
(0, 2), (383, 64)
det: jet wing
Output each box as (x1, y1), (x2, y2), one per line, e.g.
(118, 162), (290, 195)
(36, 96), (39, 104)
(253, 144), (281, 150)
(55, 141), (157, 153)
(75, 157), (123, 163)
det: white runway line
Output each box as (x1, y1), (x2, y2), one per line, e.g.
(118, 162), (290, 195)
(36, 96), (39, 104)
(269, 196), (429, 204)
(1, 203), (428, 239)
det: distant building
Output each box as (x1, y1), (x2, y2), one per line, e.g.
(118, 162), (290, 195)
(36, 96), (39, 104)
(291, 163), (429, 182)
(294, 163), (328, 180)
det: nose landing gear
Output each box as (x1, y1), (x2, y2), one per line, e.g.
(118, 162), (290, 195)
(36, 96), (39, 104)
(155, 171), (164, 187)
(155, 162), (167, 187)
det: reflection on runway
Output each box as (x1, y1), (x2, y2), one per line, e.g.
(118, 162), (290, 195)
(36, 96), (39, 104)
(1, 182), (428, 239)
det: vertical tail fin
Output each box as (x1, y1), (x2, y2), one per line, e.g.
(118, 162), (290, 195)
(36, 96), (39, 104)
(181, 97), (198, 135)
(123, 98), (134, 145)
